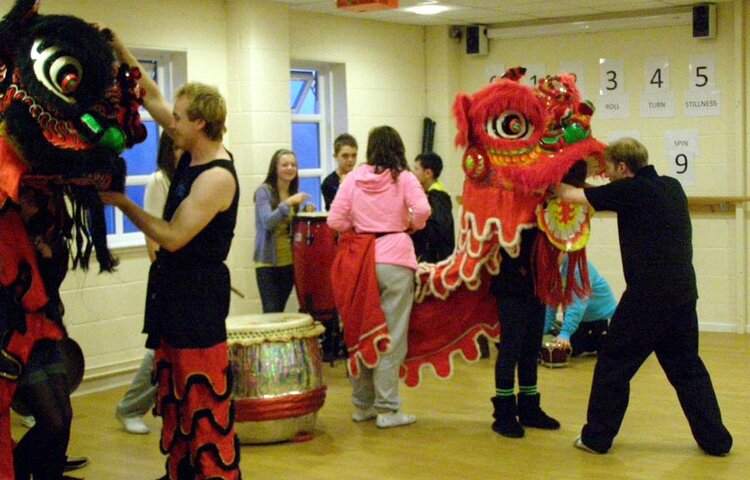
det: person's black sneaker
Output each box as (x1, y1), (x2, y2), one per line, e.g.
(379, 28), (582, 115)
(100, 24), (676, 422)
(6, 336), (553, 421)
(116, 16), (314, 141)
(700, 434), (733, 456)
(64, 456), (90, 472)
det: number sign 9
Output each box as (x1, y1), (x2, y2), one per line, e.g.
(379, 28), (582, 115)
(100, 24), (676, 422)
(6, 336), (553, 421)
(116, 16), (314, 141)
(669, 150), (695, 186)
(674, 153), (688, 174)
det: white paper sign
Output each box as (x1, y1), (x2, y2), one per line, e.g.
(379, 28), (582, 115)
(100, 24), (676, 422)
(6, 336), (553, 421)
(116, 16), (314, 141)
(599, 58), (624, 95)
(644, 57), (671, 93)
(665, 130), (699, 187)
(641, 91), (675, 118)
(689, 54), (716, 90)
(561, 61), (585, 98)
(522, 64), (546, 88)
(684, 90), (721, 117)
(486, 64), (505, 84)
(597, 92), (631, 119)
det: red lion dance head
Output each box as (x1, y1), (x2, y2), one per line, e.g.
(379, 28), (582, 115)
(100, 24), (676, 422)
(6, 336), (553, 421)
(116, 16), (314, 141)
(402, 67), (605, 386)
(421, 66), (605, 304)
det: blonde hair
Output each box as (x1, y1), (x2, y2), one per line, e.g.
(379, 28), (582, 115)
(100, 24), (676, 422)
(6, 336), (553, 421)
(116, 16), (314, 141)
(604, 137), (649, 173)
(175, 82), (227, 141)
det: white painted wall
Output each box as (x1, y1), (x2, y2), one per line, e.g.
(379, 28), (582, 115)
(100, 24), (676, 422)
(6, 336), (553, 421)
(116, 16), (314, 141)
(2, 0), (747, 387)
(447, 3), (745, 333)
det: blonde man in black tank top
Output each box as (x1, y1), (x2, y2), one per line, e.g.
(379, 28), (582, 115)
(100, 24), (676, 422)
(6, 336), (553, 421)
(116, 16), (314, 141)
(100, 29), (242, 480)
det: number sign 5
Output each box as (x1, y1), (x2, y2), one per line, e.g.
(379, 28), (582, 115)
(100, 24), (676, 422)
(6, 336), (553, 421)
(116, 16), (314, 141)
(689, 54), (716, 90)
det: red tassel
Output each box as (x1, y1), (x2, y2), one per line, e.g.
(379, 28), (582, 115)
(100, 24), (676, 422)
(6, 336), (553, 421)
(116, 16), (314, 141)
(532, 235), (592, 308)
(567, 249), (591, 302)
(532, 234), (564, 307)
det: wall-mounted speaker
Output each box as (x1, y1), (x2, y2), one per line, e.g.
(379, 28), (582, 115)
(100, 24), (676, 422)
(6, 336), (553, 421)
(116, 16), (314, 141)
(466, 25), (488, 56)
(692, 4), (716, 39)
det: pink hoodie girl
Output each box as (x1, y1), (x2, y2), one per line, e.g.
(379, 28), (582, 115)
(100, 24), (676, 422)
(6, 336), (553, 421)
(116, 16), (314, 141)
(328, 164), (430, 270)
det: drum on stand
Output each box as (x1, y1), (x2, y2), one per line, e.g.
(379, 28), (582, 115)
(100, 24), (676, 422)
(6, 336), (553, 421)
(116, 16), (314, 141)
(539, 334), (571, 368)
(292, 212), (337, 320)
(227, 313), (326, 444)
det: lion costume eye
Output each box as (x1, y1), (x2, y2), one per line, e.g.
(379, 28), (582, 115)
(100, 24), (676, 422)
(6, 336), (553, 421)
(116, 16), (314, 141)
(31, 39), (83, 104)
(485, 110), (533, 140)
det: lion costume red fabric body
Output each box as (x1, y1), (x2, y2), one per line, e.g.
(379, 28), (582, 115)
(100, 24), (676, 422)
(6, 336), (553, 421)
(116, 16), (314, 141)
(0, 1), (146, 476)
(399, 67), (606, 387)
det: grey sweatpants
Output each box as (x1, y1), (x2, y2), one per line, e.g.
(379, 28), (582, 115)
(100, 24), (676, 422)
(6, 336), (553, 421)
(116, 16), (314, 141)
(350, 264), (414, 412)
(116, 349), (157, 418)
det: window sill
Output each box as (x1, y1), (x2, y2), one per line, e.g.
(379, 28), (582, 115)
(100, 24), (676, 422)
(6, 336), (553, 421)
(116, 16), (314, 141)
(106, 232), (147, 251)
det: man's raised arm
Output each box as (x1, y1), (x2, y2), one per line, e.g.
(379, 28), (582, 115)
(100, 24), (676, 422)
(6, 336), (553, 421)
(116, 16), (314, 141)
(106, 29), (173, 130)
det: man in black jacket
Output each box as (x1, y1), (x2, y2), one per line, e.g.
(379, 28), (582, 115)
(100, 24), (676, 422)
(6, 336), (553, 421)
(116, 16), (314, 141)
(411, 152), (455, 263)
(555, 137), (732, 456)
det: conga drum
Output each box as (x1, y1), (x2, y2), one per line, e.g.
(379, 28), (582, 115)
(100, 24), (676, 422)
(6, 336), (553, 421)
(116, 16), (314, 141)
(227, 313), (326, 444)
(292, 212), (337, 320)
(539, 334), (571, 368)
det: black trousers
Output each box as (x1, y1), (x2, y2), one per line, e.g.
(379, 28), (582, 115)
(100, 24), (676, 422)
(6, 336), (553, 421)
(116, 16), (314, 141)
(494, 294), (546, 390)
(256, 265), (294, 313)
(581, 292), (732, 453)
(14, 342), (72, 480)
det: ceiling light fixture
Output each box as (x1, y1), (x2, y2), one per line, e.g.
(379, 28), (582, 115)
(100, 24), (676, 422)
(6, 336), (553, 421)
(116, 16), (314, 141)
(405, 3), (451, 15)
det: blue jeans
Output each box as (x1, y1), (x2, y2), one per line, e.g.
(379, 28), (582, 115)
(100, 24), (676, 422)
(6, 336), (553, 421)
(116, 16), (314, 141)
(255, 265), (294, 313)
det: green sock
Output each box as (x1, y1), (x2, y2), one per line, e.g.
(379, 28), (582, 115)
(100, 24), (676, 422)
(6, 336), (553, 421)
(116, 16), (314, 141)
(496, 388), (515, 398)
(519, 385), (537, 396)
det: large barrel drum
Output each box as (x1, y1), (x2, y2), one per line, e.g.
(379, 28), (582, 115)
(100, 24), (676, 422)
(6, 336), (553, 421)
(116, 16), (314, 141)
(227, 313), (326, 444)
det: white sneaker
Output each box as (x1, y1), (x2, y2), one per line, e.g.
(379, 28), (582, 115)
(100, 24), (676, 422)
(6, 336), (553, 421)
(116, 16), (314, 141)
(116, 412), (150, 434)
(376, 411), (416, 429)
(574, 436), (604, 454)
(20, 416), (36, 428)
(64, 456), (90, 472)
(351, 407), (378, 422)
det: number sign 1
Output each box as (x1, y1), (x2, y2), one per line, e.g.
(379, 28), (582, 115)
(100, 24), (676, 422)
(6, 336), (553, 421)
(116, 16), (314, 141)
(522, 64), (547, 88)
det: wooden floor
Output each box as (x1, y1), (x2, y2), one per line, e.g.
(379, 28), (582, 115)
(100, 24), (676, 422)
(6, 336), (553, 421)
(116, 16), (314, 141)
(11, 332), (749, 479)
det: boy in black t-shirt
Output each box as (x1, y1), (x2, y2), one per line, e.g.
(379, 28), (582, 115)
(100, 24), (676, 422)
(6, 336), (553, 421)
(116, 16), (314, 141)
(321, 134), (358, 211)
(319, 134), (358, 361)
(411, 152), (455, 263)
